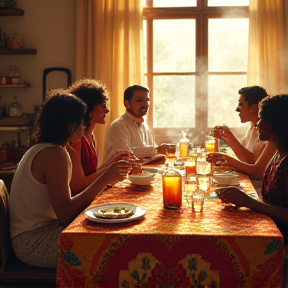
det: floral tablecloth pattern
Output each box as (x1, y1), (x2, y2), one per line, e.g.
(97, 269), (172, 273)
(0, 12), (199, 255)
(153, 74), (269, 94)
(56, 172), (284, 288)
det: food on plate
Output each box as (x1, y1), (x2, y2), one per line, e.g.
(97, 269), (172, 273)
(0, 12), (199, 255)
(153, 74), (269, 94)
(94, 206), (135, 219)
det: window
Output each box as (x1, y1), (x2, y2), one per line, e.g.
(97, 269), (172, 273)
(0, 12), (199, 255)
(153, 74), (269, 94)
(143, 0), (249, 145)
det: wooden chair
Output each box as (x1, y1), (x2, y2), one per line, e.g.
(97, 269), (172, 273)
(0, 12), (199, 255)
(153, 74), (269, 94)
(0, 179), (57, 288)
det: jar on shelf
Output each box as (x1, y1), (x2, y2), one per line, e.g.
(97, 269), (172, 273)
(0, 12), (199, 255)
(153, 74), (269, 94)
(10, 65), (21, 84)
(9, 96), (22, 117)
(7, 31), (24, 49)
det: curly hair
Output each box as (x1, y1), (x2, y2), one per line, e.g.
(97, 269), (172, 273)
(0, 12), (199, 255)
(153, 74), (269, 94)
(238, 86), (268, 106)
(33, 89), (86, 145)
(68, 79), (109, 128)
(259, 94), (288, 149)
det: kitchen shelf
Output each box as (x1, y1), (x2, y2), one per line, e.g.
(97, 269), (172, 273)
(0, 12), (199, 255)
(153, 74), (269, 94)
(0, 8), (24, 16)
(0, 48), (37, 55)
(0, 83), (30, 88)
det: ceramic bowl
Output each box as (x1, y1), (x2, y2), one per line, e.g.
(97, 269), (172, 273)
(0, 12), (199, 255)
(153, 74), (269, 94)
(213, 173), (239, 186)
(128, 172), (155, 185)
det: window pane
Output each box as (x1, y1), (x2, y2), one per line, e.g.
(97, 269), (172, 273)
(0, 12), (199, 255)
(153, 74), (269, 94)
(207, 75), (247, 127)
(153, 0), (196, 7)
(154, 19), (195, 72)
(209, 19), (248, 72)
(153, 76), (195, 127)
(208, 0), (249, 6)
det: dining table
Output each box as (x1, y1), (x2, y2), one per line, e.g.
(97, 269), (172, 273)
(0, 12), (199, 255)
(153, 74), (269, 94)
(56, 165), (285, 288)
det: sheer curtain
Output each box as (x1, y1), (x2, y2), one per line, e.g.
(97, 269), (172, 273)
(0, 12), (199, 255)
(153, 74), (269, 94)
(248, 0), (288, 96)
(75, 0), (143, 165)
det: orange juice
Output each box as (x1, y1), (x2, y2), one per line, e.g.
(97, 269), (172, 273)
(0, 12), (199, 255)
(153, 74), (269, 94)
(205, 140), (215, 153)
(162, 175), (182, 209)
(185, 157), (196, 175)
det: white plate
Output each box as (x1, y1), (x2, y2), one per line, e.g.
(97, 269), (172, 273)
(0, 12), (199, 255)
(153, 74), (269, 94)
(84, 204), (146, 224)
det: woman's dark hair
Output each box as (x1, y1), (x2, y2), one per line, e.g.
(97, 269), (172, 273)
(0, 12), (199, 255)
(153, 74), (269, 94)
(33, 89), (86, 145)
(260, 94), (288, 149)
(68, 79), (109, 128)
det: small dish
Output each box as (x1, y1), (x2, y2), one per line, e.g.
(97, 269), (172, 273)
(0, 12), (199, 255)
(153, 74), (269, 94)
(128, 172), (155, 185)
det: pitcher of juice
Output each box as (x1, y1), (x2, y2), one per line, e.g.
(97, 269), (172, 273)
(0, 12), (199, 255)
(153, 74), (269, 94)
(162, 164), (182, 209)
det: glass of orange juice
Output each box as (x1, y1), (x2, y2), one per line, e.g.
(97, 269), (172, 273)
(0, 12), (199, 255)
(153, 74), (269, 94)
(205, 136), (216, 153)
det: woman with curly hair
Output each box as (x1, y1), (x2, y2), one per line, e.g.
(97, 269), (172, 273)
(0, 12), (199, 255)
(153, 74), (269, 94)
(215, 94), (288, 285)
(9, 90), (130, 268)
(67, 79), (134, 194)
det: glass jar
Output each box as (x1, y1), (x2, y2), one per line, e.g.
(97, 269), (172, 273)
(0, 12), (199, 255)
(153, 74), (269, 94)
(10, 65), (21, 84)
(162, 164), (182, 209)
(9, 96), (22, 117)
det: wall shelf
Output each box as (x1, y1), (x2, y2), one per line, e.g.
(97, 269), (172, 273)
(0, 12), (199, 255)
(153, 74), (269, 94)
(0, 83), (30, 88)
(0, 48), (37, 55)
(0, 8), (24, 16)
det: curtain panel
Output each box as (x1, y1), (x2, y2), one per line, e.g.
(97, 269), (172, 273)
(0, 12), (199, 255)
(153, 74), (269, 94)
(75, 0), (143, 165)
(248, 0), (288, 96)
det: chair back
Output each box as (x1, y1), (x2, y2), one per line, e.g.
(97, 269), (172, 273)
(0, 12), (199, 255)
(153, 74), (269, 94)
(0, 179), (12, 274)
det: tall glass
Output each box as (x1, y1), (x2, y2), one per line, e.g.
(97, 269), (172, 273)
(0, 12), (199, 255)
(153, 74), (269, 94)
(185, 156), (197, 175)
(205, 136), (216, 153)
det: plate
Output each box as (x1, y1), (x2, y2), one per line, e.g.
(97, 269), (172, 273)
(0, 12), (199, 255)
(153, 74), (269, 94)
(84, 204), (146, 223)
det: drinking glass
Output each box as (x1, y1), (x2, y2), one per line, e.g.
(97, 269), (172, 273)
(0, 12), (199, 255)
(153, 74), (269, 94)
(205, 136), (216, 153)
(196, 158), (211, 175)
(197, 175), (211, 196)
(192, 190), (205, 213)
(185, 156), (197, 175)
(184, 175), (197, 207)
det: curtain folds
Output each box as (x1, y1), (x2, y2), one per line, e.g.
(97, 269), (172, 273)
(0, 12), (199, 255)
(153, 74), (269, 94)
(75, 0), (143, 165)
(248, 0), (288, 95)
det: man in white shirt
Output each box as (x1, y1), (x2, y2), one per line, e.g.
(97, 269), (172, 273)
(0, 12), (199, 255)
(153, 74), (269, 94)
(218, 86), (269, 163)
(103, 85), (165, 164)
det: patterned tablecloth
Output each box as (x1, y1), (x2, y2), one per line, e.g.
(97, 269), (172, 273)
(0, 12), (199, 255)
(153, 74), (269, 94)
(56, 169), (284, 288)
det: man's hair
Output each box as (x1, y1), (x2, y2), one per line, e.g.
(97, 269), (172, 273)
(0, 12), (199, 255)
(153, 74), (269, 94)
(124, 85), (149, 102)
(69, 78), (109, 128)
(260, 94), (288, 149)
(238, 86), (268, 106)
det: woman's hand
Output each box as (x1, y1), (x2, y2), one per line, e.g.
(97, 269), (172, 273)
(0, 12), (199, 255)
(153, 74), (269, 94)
(206, 152), (226, 163)
(103, 160), (131, 185)
(215, 186), (250, 207)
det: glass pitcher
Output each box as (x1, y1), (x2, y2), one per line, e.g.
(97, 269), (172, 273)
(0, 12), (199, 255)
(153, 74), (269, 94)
(162, 163), (182, 209)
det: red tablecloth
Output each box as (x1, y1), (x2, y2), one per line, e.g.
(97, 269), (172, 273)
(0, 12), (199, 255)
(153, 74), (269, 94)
(56, 171), (284, 288)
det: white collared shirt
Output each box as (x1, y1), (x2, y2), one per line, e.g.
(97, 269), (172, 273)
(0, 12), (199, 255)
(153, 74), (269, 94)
(103, 112), (157, 164)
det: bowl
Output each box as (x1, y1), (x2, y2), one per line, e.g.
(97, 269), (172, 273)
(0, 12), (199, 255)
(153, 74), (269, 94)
(128, 172), (155, 185)
(213, 173), (239, 185)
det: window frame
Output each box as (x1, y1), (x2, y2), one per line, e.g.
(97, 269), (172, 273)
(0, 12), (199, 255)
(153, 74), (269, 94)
(143, 1), (249, 144)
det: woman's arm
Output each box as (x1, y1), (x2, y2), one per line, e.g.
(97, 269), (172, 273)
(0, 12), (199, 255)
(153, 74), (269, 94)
(33, 147), (129, 226)
(217, 187), (288, 226)
(67, 141), (132, 195)
(207, 142), (276, 179)
(219, 125), (265, 163)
